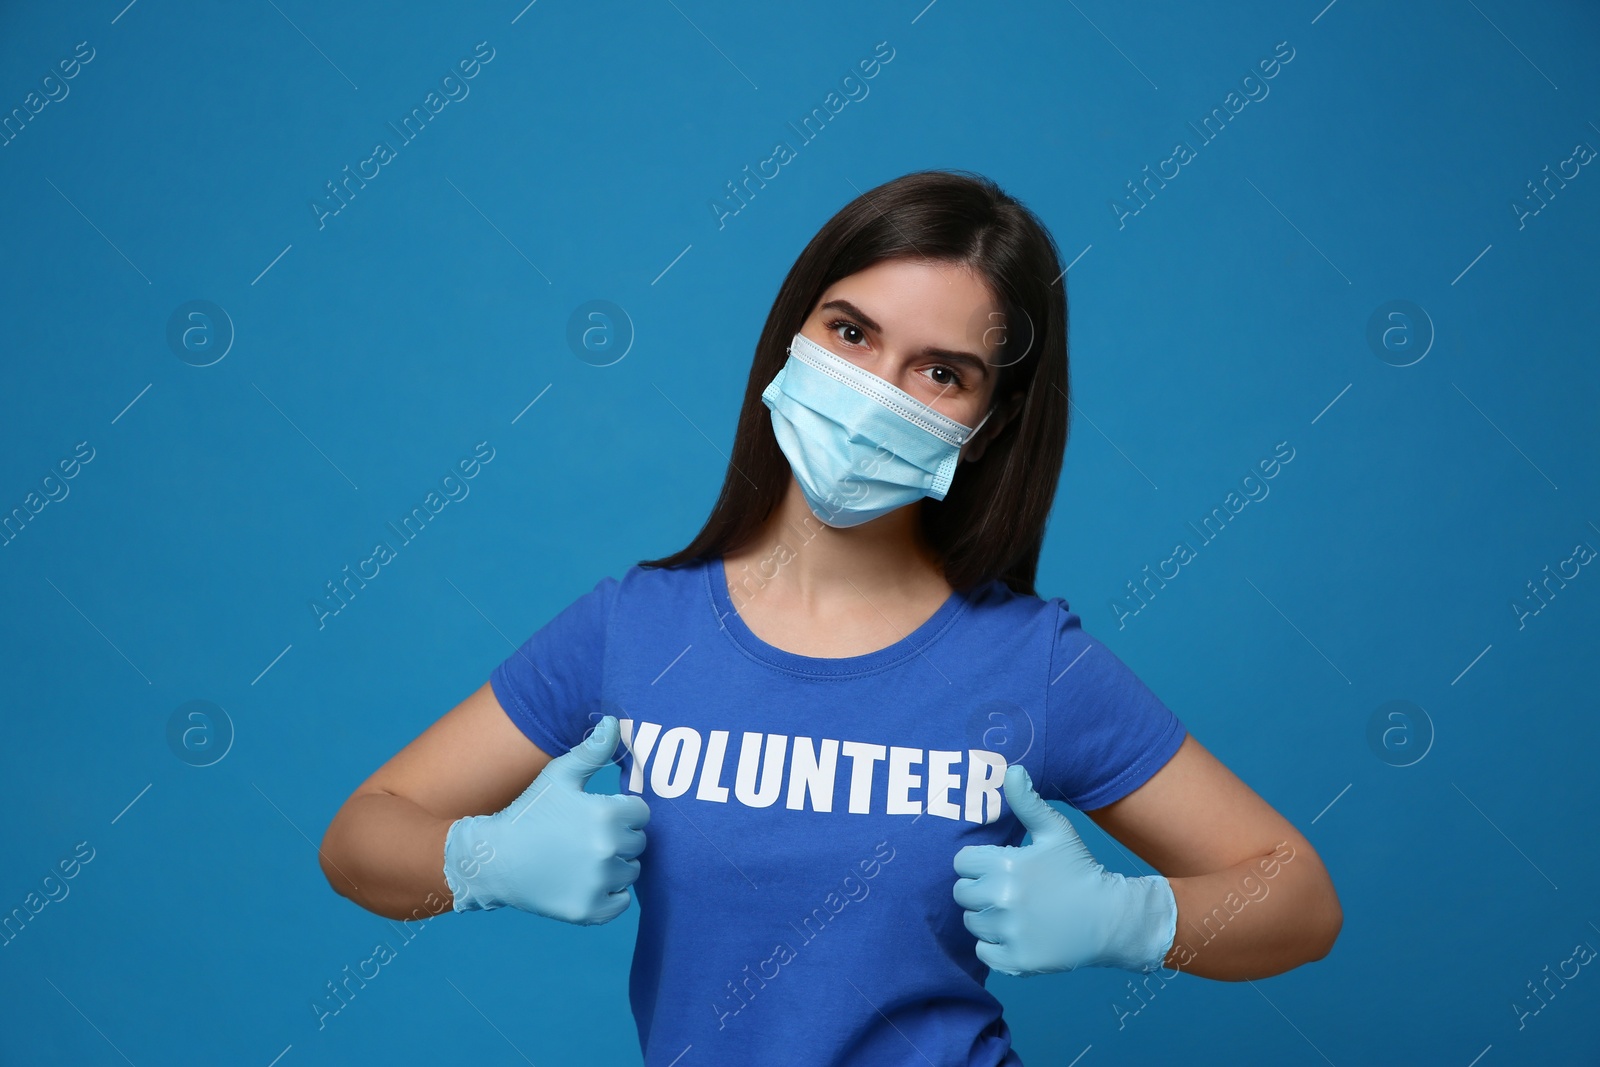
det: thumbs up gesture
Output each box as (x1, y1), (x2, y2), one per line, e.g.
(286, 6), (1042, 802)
(443, 715), (650, 924)
(952, 764), (1177, 976)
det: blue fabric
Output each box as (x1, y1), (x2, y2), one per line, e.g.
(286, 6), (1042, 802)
(488, 554), (1187, 1067)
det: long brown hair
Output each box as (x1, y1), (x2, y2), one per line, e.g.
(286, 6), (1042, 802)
(639, 169), (1070, 597)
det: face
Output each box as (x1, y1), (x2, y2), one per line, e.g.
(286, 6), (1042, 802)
(799, 258), (1005, 444)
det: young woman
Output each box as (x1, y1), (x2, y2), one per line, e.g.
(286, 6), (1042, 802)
(320, 170), (1342, 1066)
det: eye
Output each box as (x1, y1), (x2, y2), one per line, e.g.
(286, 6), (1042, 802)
(823, 318), (866, 347)
(923, 365), (967, 389)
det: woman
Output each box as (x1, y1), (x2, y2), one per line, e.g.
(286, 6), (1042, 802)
(319, 169), (1343, 1065)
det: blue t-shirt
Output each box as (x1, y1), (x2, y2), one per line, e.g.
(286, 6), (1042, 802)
(488, 554), (1186, 1067)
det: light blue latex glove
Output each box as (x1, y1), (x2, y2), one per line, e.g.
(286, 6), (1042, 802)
(952, 764), (1177, 976)
(443, 714), (649, 923)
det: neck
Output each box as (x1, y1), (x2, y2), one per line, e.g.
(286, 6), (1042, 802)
(727, 478), (948, 608)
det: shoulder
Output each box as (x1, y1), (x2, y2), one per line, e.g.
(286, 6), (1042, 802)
(609, 556), (714, 611)
(962, 578), (1072, 639)
(990, 584), (1119, 662)
(617, 556), (710, 593)
(964, 580), (1148, 689)
(524, 559), (698, 633)
(942, 581), (1070, 681)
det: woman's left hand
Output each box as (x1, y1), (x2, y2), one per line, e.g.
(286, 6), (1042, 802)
(952, 764), (1178, 977)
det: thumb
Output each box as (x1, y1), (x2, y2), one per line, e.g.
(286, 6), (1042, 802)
(1003, 764), (1072, 844)
(543, 714), (621, 790)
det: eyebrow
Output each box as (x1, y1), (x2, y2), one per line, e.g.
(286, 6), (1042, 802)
(820, 299), (992, 380)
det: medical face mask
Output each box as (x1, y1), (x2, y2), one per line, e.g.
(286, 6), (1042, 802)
(760, 331), (994, 528)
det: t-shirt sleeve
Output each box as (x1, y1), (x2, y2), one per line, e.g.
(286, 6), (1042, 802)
(488, 575), (619, 757)
(1041, 600), (1186, 811)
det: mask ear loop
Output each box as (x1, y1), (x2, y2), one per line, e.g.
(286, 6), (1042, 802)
(964, 403), (997, 439)
(952, 406), (998, 483)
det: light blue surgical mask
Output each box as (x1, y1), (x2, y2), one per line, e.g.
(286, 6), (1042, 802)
(761, 331), (994, 528)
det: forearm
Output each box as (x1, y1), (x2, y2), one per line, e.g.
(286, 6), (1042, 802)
(320, 791), (456, 922)
(1159, 840), (1341, 981)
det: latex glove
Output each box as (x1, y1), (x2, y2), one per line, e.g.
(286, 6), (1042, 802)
(952, 764), (1176, 976)
(443, 714), (649, 924)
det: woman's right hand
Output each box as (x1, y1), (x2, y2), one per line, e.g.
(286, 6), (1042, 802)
(441, 714), (649, 923)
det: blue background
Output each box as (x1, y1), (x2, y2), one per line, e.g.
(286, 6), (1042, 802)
(3, 0), (1597, 1063)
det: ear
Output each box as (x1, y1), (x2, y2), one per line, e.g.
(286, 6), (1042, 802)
(961, 390), (1025, 464)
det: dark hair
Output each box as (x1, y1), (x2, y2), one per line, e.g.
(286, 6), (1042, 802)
(639, 169), (1070, 597)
